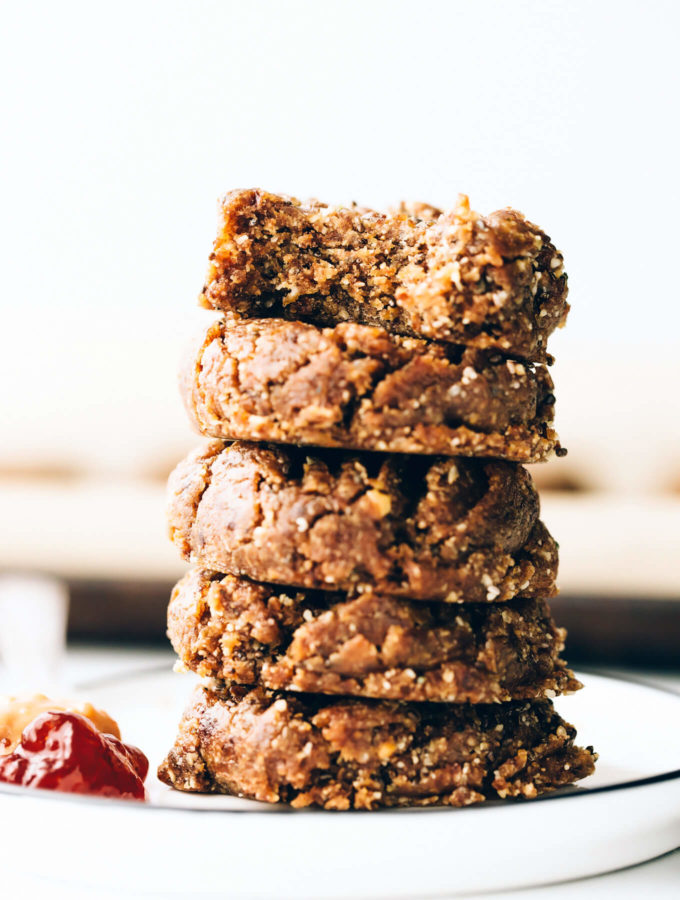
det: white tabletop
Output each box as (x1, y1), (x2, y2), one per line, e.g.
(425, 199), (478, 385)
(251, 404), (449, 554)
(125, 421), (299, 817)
(3, 647), (680, 899)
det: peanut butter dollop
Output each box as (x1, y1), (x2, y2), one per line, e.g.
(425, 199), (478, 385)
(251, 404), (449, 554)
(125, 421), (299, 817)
(0, 694), (120, 754)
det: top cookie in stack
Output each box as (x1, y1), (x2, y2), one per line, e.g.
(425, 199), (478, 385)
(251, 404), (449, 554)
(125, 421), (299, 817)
(158, 190), (595, 810)
(185, 190), (567, 462)
(200, 190), (568, 363)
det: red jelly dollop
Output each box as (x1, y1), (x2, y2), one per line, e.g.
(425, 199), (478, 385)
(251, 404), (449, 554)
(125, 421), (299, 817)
(0, 711), (148, 800)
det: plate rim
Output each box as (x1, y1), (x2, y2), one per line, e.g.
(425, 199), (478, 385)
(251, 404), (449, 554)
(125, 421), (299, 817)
(1, 666), (679, 816)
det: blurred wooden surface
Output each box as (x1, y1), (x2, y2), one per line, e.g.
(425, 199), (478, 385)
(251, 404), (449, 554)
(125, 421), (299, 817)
(3, 465), (679, 667)
(65, 575), (680, 667)
(2, 479), (679, 598)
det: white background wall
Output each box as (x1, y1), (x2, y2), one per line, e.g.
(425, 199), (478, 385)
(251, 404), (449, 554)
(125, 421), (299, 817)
(1, 0), (679, 480)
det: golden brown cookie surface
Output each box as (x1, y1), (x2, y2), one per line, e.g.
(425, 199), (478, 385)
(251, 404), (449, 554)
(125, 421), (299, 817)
(158, 685), (596, 809)
(200, 190), (569, 362)
(169, 569), (579, 703)
(167, 441), (558, 603)
(182, 317), (561, 462)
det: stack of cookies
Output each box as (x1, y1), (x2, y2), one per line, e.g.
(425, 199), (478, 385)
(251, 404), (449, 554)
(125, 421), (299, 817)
(158, 190), (596, 809)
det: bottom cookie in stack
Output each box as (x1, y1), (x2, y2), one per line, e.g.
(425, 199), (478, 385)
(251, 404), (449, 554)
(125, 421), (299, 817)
(158, 685), (596, 810)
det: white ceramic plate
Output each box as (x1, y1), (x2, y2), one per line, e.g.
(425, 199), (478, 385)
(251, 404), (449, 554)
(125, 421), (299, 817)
(0, 669), (679, 898)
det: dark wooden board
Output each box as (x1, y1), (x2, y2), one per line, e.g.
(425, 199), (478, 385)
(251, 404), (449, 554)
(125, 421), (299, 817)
(64, 576), (680, 667)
